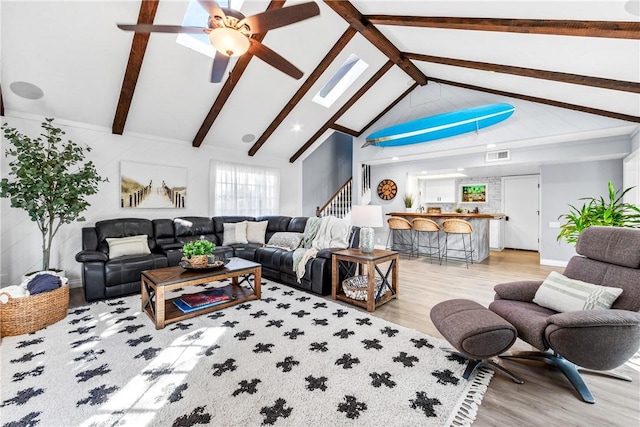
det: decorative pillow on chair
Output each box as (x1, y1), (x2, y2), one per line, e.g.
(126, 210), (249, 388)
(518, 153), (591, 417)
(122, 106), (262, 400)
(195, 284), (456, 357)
(222, 221), (249, 245)
(106, 235), (151, 259)
(533, 271), (623, 312)
(267, 232), (304, 251)
(246, 220), (269, 245)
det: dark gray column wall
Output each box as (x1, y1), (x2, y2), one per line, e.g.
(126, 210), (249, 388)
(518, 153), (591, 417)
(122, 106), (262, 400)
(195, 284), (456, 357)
(302, 132), (353, 217)
(540, 159), (623, 263)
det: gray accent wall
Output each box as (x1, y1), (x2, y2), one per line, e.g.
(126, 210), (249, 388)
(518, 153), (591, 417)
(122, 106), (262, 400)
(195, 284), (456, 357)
(302, 132), (353, 216)
(540, 159), (623, 263)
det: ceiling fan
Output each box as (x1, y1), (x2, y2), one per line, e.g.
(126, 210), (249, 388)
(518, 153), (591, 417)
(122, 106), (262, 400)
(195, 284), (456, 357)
(117, 0), (320, 83)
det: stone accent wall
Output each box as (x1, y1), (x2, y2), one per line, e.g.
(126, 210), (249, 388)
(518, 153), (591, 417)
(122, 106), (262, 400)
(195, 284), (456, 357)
(430, 176), (502, 214)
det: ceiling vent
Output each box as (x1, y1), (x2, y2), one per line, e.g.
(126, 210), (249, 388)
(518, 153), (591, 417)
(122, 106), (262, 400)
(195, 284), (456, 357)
(485, 150), (510, 162)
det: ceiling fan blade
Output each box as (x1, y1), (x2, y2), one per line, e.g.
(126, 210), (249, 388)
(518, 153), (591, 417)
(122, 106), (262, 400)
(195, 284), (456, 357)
(211, 51), (230, 83)
(247, 39), (303, 80)
(198, 0), (227, 21)
(117, 24), (209, 34)
(239, 2), (320, 34)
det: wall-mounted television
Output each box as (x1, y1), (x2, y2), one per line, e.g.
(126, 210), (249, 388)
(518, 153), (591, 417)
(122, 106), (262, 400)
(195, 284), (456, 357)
(460, 183), (487, 203)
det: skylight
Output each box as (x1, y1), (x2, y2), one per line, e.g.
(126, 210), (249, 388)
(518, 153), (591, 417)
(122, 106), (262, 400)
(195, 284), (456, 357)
(312, 54), (369, 108)
(176, 0), (245, 59)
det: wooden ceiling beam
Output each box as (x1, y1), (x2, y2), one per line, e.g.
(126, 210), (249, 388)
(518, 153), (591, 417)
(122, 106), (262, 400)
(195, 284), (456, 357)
(405, 53), (640, 93)
(112, 0), (159, 135)
(248, 27), (357, 156)
(194, 1), (285, 147)
(290, 60), (394, 163)
(324, 1), (427, 85)
(430, 77), (640, 123)
(329, 123), (359, 137)
(366, 16), (640, 39)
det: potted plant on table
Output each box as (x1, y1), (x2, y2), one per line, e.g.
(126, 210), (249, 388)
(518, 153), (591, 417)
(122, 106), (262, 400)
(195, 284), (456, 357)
(403, 193), (415, 212)
(1, 118), (106, 275)
(182, 239), (215, 268)
(557, 181), (640, 245)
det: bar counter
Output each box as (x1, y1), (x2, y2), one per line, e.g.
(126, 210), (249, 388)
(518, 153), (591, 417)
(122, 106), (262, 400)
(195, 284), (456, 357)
(386, 212), (505, 262)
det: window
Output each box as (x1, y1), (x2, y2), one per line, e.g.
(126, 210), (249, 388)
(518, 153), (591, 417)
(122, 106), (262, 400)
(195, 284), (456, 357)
(211, 161), (280, 216)
(312, 54), (369, 108)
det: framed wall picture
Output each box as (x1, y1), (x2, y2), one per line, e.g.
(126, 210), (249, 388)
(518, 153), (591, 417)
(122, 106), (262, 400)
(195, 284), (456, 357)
(120, 161), (187, 208)
(460, 183), (487, 203)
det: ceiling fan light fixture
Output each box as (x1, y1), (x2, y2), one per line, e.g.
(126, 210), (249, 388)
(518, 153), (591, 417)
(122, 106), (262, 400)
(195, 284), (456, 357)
(209, 27), (249, 56)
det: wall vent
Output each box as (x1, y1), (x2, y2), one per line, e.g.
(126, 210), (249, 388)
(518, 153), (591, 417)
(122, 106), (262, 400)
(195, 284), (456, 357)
(485, 150), (510, 162)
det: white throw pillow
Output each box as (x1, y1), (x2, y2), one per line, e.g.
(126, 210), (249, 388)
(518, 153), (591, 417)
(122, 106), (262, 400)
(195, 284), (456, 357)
(533, 271), (623, 312)
(246, 220), (269, 245)
(222, 221), (248, 245)
(106, 235), (151, 259)
(328, 216), (351, 248)
(267, 232), (304, 251)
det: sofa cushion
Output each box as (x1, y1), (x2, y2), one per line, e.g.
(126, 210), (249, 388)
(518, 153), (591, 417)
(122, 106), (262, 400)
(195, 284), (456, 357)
(267, 232), (303, 251)
(533, 271), (623, 312)
(104, 254), (167, 287)
(106, 235), (151, 259)
(95, 218), (155, 253)
(576, 226), (640, 269)
(246, 220), (269, 244)
(223, 221), (249, 245)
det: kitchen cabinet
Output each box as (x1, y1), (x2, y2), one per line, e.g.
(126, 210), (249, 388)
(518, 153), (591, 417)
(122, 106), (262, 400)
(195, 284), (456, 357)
(424, 179), (456, 203)
(490, 218), (504, 251)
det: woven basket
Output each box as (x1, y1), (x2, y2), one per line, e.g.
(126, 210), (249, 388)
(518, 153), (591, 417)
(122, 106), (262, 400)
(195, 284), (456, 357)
(187, 255), (209, 268)
(0, 285), (69, 337)
(342, 275), (383, 301)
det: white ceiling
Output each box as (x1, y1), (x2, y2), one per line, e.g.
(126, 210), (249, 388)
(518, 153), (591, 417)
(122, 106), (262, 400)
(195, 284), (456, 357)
(1, 0), (638, 164)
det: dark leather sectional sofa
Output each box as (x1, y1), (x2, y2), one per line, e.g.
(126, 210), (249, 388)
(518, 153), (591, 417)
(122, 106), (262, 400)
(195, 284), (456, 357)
(75, 216), (359, 302)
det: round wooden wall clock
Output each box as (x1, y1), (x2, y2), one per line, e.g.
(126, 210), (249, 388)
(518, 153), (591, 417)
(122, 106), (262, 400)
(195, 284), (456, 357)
(377, 179), (397, 200)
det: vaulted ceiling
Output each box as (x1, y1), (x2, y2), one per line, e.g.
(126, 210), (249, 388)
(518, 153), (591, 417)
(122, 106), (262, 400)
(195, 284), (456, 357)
(1, 1), (638, 163)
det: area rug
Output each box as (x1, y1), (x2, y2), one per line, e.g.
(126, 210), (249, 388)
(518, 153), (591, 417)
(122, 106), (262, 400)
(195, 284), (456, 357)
(1, 279), (492, 426)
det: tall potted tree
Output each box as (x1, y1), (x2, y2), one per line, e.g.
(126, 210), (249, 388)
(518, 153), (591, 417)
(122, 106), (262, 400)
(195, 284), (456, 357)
(1, 118), (106, 272)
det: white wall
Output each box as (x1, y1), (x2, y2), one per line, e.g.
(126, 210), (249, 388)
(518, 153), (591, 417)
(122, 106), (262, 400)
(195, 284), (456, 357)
(0, 115), (302, 287)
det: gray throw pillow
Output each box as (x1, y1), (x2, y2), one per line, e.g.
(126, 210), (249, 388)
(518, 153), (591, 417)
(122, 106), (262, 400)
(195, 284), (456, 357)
(267, 232), (304, 251)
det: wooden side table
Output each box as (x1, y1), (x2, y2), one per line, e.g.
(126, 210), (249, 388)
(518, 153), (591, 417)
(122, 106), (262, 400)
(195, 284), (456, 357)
(331, 248), (399, 312)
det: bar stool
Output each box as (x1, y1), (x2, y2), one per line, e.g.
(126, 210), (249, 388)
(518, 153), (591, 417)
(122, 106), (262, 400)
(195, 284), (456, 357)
(385, 216), (414, 258)
(413, 218), (441, 264)
(442, 219), (474, 268)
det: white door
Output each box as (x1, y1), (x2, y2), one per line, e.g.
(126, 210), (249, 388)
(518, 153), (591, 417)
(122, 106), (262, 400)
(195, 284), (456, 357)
(503, 175), (540, 251)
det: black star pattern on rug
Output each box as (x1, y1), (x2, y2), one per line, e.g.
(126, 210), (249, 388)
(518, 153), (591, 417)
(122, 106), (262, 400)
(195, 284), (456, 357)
(312, 302), (327, 309)
(135, 347), (161, 361)
(312, 318), (328, 326)
(126, 334), (152, 347)
(409, 391), (442, 418)
(73, 350), (105, 364)
(185, 331), (205, 342)
(142, 364), (174, 381)
(362, 338), (383, 350)
(276, 356), (299, 372)
(199, 344), (221, 357)
(268, 286), (280, 291)
(337, 395), (367, 419)
(1, 388), (44, 407)
(168, 383), (189, 403)
(260, 398), (292, 425)
(172, 406), (212, 427)
(170, 322), (193, 331)
(335, 353), (360, 369)
(254, 343), (275, 353)
(291, 310), (310, 318)
(309, 341), (329, 352)
(10, 351), (44, 364)
(232, 379), (261, 396)
(207, 312), (225, 320)
(107, 300), (126, 306)
(69, 325), (96, 335)
(356, 318), (372, 326)
(333, 328), (355, 339)
(69, 315), (93, 325)
(110, 307), (129, 315)
(370, 371), (396, 388)
(69, 307), (90, 316)
(446, 353), (467, 364)
(305, 375), (328, 391)
(393, 352), (419, 367)
(333, 309), (348, 318)
(76, 384), (119, 406)
(432, 369), (460, 386)
(276, 303), (291, 310)
(222, 320), (239, 328)
(265, 319), (284, 328)
(234, 330), (255, 341)
(15, 338), (44, 348)
(380, 326), (399, 337)
(250, 310), (268, 318)
(411, 337), (434, 349)
(70, 336), (100, 348)
(12, 366), (44, 382)
(118, 324), (145, 334)
(284, 328), (304, 340)
(3, 411), (41, 427)
(113, 315), (136, 324)
(296, 296), (311, 302)
(235, 303), (252, 310)
(212, 359), (237, 376)
(262, 297), (277, 303)
(282, 291), (294, 296)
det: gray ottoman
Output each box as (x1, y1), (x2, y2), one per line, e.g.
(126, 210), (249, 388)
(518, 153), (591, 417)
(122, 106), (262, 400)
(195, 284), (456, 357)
(430, 299), (523, 383)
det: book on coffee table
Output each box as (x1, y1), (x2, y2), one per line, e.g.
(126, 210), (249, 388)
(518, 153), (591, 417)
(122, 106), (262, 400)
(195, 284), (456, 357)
(173, 289), (231, 313)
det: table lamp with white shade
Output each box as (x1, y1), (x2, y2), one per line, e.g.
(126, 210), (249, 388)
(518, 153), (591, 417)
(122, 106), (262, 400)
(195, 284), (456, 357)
(351, 205), (383, 253)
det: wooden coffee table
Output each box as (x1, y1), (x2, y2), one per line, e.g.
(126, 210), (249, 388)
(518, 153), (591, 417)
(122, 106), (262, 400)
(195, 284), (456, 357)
(141, 257), (261, 329)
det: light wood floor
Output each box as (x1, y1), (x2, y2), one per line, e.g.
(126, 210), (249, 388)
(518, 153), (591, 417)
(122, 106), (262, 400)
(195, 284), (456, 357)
(69, 250), (640, 426)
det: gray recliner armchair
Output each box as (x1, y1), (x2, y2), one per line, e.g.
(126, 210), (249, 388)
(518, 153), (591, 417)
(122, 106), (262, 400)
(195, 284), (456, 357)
(489, 226), (640, 403)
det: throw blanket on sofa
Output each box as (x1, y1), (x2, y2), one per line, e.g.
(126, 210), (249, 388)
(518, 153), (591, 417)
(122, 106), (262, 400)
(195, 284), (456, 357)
(293, 216), (351, 281)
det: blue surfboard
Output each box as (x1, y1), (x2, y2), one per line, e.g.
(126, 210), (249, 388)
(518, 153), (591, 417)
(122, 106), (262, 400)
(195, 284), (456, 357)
(363, 103), (515, 147)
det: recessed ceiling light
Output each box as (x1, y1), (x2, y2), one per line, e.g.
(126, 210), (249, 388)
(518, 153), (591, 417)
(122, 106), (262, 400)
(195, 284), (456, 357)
(10, 81), (44, 100)
(292, 124), (301, 132)
(241, 134), (255, 143)
(392, 157), (399, 161)
(457, 168), (465, 172)
(487, 143), (496, 148)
